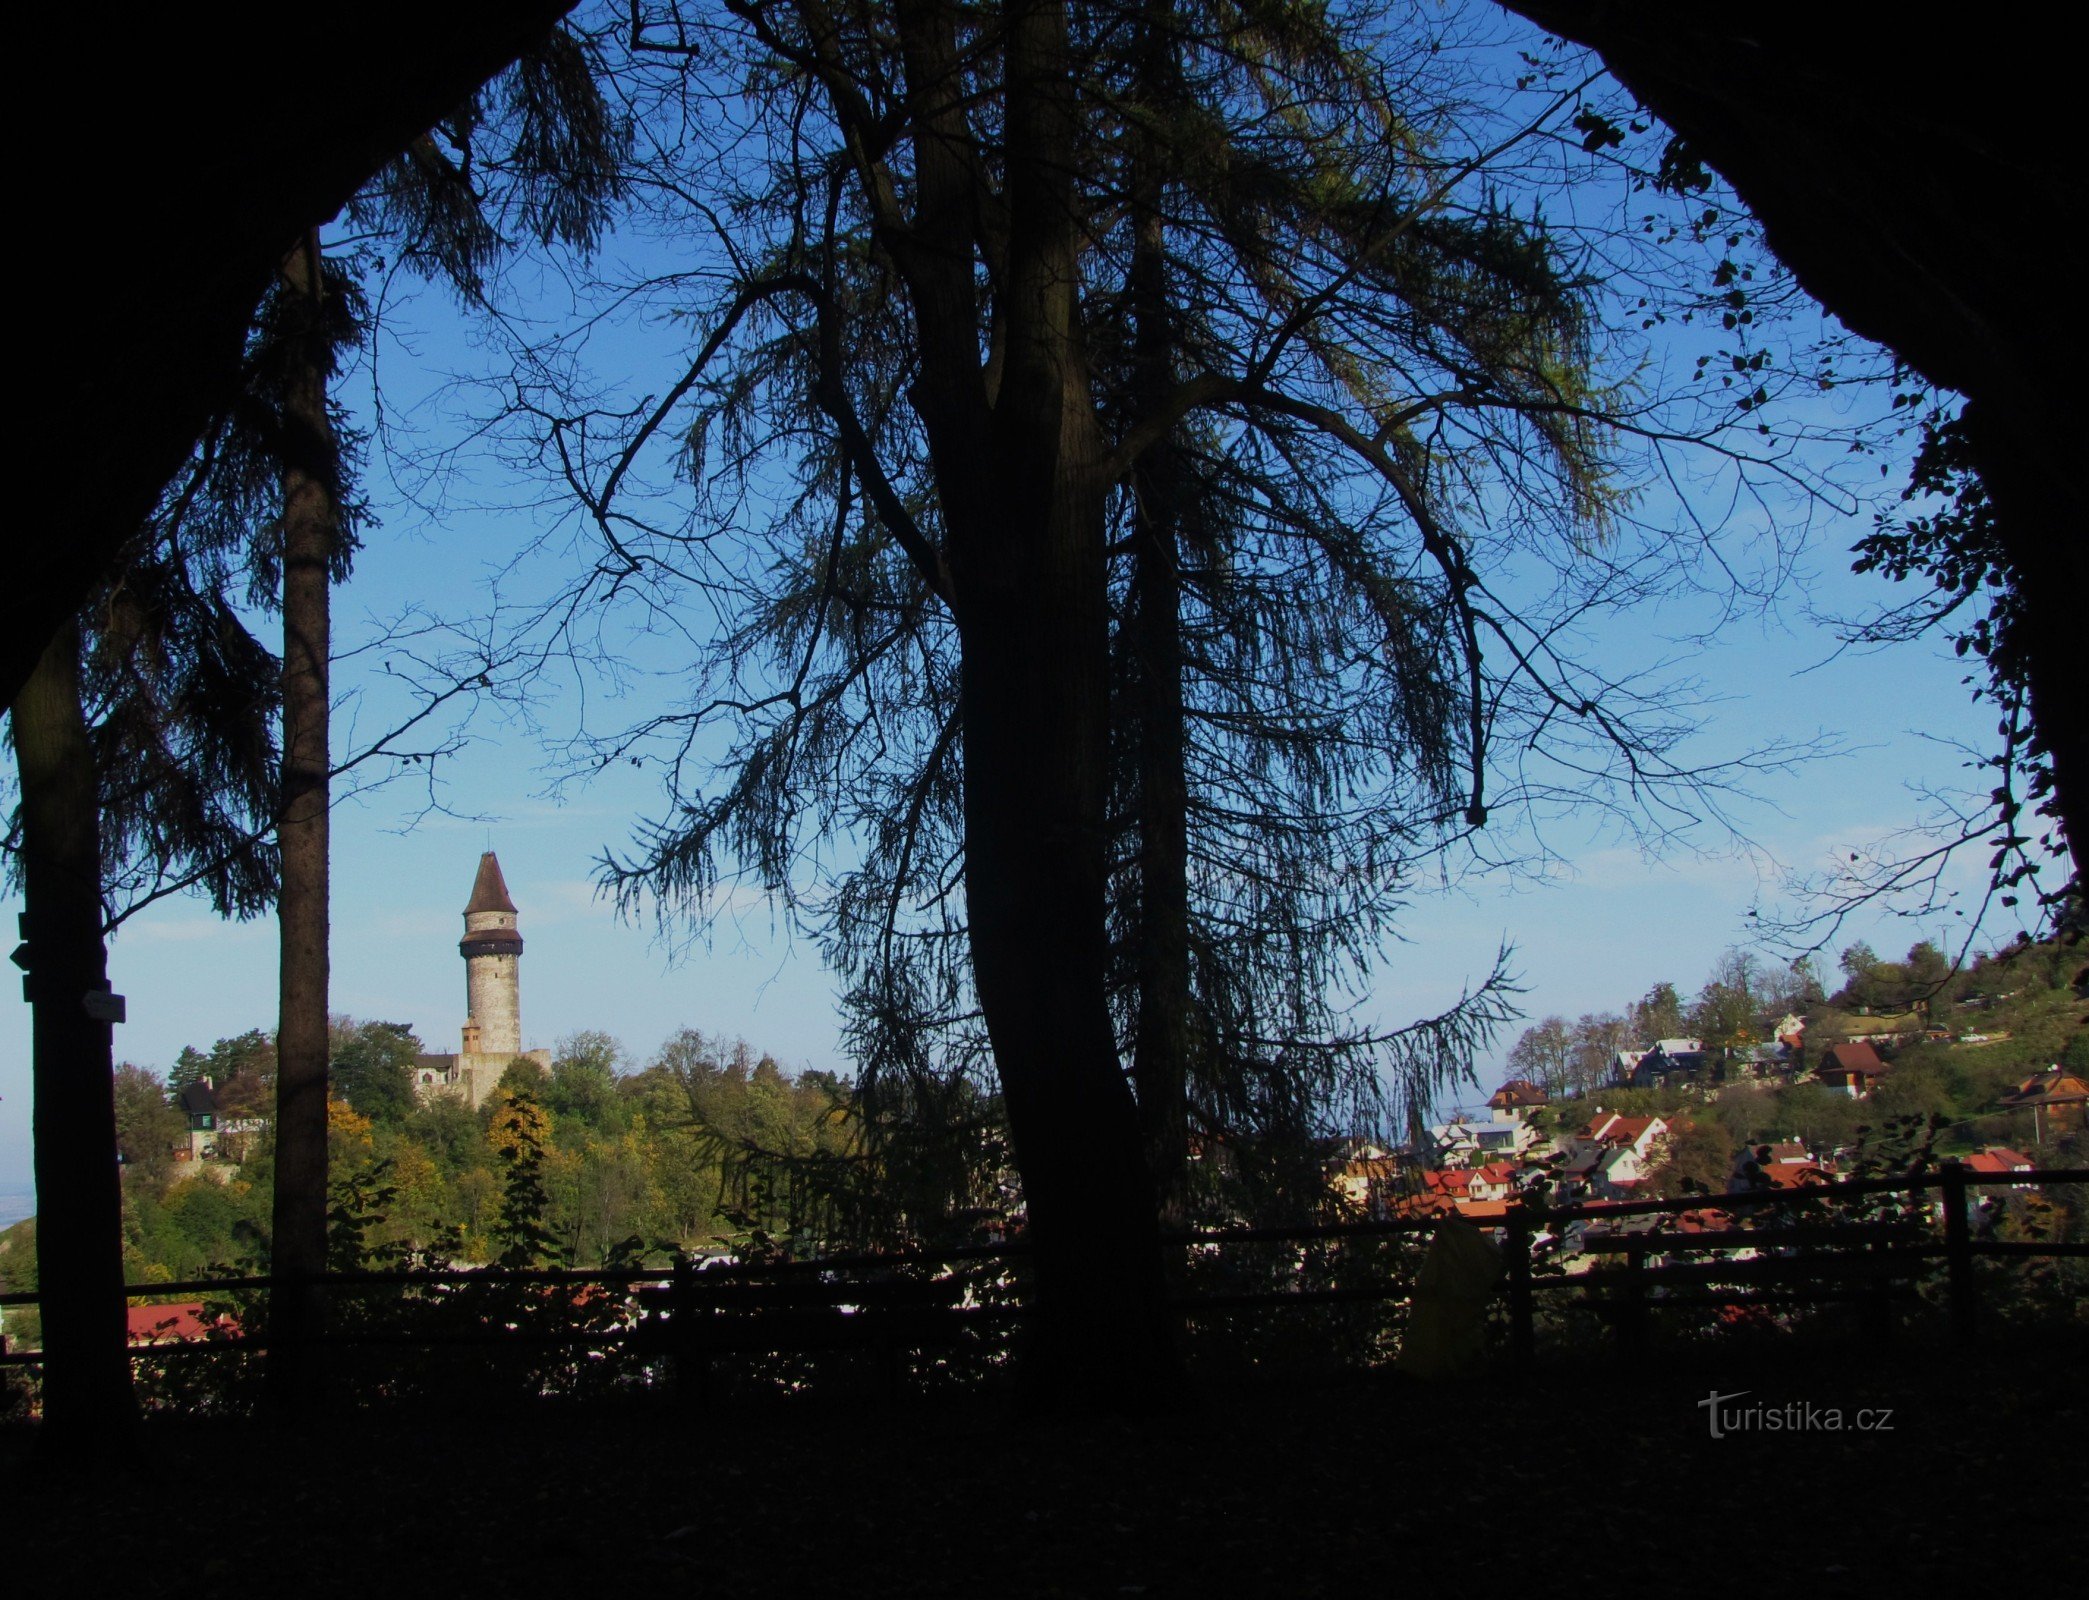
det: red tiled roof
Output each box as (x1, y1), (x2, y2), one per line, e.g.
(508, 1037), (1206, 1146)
(2003, 1071), (2089, 1107)
(125, 1302), (236, 1344)
(1675, 1208), (1737, 1233)
(1761, 1163), (1828, 1190)
(1390, 1193), (1457, 1219)
(1819, 1041), (1886, 1074)
(1584, 1115), (1662, 1147)
(1489, 1079), (1549, 1108)
(1963, 1148), (2035, 1175)
(1761, 1142), (1811, 1163)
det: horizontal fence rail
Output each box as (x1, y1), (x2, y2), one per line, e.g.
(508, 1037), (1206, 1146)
(1494, 1163), (2089, 1360)
(1, 1165), (2082, 1374)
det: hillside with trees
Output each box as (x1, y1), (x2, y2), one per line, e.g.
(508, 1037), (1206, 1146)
(0, 1022), (942, 1311)
(1509, 934), (2088, 1175)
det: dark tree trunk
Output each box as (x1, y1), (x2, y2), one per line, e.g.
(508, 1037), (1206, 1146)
(267, 236), (337, 1405)
(11, 620), (137, 1443)
(1125, 15), (1196, 1230)
(963, 559), (1176, 1401)
(944, 0), (1176, 1403)
(1127, 441), (1194, 1231)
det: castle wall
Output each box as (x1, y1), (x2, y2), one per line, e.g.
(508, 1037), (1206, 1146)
(466, 949), (522, 1054)
(413, 1048), (552, 1110)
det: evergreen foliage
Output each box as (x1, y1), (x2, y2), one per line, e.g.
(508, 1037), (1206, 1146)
(560, 0), (1811, 1244)
(491, 1089), (561, 1268)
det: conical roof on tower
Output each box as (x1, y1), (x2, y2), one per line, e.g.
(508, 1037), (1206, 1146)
(465, 851), (518, 915)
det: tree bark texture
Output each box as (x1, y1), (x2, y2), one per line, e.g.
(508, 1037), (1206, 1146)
(11, 2), (576, 711)
(11, 620), (137, 1441)
(266, 236), (337, 1405)
(919, 0), (1177, 1400)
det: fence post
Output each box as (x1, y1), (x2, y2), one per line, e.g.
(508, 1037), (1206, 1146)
(1940, 1160), (1976, 1343)
(1618, 1239), (1650, 1359)
(1858, 1227), (1894, 1346)
(1505, 1208), (1535, 1368)
(667, 1252), (702, 1402)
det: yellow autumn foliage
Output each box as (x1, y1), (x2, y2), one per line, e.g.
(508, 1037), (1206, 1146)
(327, 1097), (373, 1146)
(487, 1089), (552, 1158)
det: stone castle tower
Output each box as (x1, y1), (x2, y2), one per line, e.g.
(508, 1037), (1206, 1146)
(413, 851), (552, 1107)
(461, 851), (524, 1055)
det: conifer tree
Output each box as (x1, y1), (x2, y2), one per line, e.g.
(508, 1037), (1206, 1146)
(8, 622), (134, 1441)
(267, 233), (358, 1404)
(561, 0), (1733, 1396)
(6, 488), (284, 1437)
(8, 436), (283, 1442)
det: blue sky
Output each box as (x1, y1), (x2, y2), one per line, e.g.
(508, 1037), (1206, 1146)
(0, 26), (2014, 1194)
(0, 364), (1999, 1194)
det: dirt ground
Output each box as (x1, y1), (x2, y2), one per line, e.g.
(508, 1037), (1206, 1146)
(9, 1333), (2083, 1596)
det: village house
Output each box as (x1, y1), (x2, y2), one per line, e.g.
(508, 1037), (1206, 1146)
(1837, 1010), (1926, 1047)
(1420, 1167), (1474, 1205)
(1465, 1161), (1520, 1204)
(1731, 1041), (1793, 1081)
(2001, 1067), (2088, 1141)
(1426, 1112), (1532, 1167)
(176, 1079), (218, 1162)
(1407, 1160), (1526, 1225)
(1962, 1146), (2036, 1188)
(1488, 1079), (1549, 1115)
(1623, 1039), (1707, 1090)
(126, 1302), (237, 1345)
(1592, 1142), (1656, 1196)
(1743, 1160), (1830, 1193)
(1728, 1139), (1819, 1189)
(1329, 1153), (1404, 1214)
(1578, 1112), (1669, 1161)
(1815, 1040), (1890, 1098)
(1549, 1112), (1670, 1201)
(168, 1076), (265, 1164)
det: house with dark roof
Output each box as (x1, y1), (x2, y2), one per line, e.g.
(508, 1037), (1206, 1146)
(176, 1080), (218, 1161)
(1626, 1039), (1707, 1090)
(1488, 1079), (1549, 1113)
